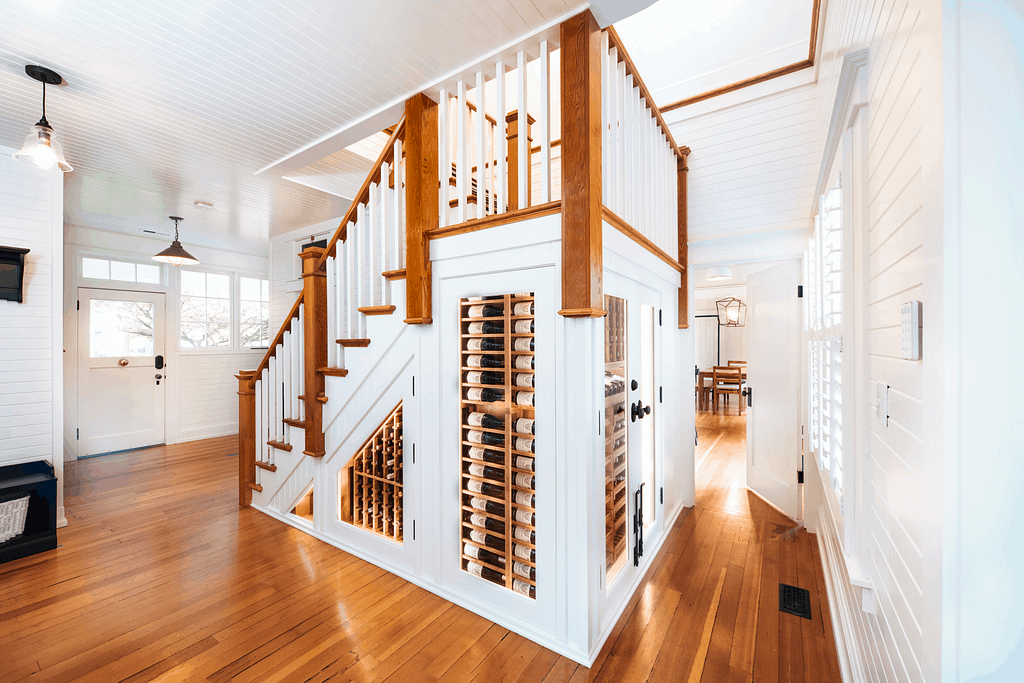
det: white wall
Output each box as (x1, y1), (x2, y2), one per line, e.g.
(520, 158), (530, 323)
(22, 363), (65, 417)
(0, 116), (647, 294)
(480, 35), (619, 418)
(0, 147), (65, 526)
(269, 217), (339, 332)
(63, 227), (268, 455)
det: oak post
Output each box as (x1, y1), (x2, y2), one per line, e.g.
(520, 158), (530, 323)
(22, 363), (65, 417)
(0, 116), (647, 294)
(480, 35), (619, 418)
(236, 369), (257, 507)
(505, 111), (535, 211)
(300, 247), (327, 457)
(404, 93), (438, 325)
(559, 10), (605, 318)
(678, 150), (690, 329)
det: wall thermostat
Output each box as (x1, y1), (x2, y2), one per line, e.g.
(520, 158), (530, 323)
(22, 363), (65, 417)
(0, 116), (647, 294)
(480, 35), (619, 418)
(900, 301), (922, 360)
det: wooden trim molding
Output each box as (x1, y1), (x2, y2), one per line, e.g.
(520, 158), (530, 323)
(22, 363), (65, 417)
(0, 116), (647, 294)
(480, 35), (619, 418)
(428, 201), (561, 240)
(602, 206), (683, 273)
(659, 0), (822, 114)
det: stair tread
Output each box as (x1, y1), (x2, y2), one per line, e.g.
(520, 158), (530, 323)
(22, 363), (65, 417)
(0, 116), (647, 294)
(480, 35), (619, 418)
(282, 417), (306, 428)
(337, 338), (372, 347)
(255, 460), (278, 471)
(246, 482), (264, 492)
(319, 367), (349, 377)
(381, 269), (406, 281)
(266, 440), (292, 452)
(358, 305), (397, 316)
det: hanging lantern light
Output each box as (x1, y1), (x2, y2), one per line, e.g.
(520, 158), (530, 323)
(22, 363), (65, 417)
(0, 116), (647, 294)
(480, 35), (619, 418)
(716, 297), (746, 327)
(152, 216), (200, 266)
(12, 65), (73, 173)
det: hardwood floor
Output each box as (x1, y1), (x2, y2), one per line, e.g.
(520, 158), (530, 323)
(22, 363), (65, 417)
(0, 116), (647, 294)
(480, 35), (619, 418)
(0, 424), (840, 682)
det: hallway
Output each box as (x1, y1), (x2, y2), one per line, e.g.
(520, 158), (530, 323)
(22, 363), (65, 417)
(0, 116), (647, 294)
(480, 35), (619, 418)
(0, 422), (840, 682)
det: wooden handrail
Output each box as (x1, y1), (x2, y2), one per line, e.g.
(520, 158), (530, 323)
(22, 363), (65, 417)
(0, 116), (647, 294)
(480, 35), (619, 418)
(247, 291), (304, 389)
(316, 116), (407, 269)
(605, 26), (690, 159)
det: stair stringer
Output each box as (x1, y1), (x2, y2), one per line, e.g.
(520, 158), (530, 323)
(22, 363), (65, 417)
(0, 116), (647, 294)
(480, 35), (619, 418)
(264, 455), (316, 519)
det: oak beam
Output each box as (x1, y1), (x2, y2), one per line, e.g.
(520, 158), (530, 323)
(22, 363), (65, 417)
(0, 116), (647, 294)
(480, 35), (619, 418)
(404, 93), (439, 325)
(300, 247), (327, 457)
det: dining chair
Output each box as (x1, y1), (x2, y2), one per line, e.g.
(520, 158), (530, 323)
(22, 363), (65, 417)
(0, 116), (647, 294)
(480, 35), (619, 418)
(712, 365), (744, 415)
(727, 360), (746, 367)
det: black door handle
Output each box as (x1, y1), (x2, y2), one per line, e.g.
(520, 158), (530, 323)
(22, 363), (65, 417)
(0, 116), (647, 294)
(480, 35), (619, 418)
(631, 400), (650, 422)
(633, 482), (645, 566)
(155, 354), (164, 369)
(743, 387), (752, 407)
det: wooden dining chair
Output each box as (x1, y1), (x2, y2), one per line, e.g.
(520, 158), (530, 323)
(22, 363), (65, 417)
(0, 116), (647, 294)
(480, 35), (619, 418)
(728, 360), (746, 367)
(712, 365), (744, 415)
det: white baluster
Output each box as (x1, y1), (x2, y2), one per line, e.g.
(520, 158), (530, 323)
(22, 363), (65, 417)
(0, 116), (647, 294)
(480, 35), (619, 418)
(325, 256), (335, 366)
(270, 355), (278, 442)
(617, 59), (626, 214)
(473, 71), (485, 220)
(380, 166), (391, 306)
(394, 138), (404, 268)
(370, 181), (382, 307)
(285, 330), (293, 421)
(347, 227), (358, 338)
(539, 40), (551, 205)
(456, 80), (467, 225)
(601, 33), (611, 202)
(485, 118), (494, 214)
(297, 305), (305, 421)
(516, 50), (528, 209)
(254, 377), (263, 464)
(438, 89), (449, 228)
(495, 60), (506, 215)
(291, 316), (300, 417)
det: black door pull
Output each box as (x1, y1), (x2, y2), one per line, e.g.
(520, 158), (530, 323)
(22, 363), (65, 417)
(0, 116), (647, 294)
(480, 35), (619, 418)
(631, 400), (651, 422)
(743, 386), (752, 407)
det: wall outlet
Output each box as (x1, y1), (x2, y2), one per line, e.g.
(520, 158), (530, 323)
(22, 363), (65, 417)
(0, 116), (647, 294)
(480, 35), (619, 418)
(900, 300), (922, 360)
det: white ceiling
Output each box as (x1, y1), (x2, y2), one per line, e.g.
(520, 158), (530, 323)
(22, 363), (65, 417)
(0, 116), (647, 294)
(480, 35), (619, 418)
(613, 0), (814, 108)
(0, 0), (584, 255)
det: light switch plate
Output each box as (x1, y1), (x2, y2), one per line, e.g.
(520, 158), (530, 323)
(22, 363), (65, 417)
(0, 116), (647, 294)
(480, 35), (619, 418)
(875, 382), (889, 427)
(900, 300), (922, 360)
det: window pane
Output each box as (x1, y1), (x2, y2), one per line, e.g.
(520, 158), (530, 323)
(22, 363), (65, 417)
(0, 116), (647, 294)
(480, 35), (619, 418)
(90, 299), (154, 357)
(208, 298), (231, 323)
(180, 322), (207, 347)
(82, 258), (109, 280)
(181, 297), (206, 322)
(207, 323), (230, 347)
(261, 279), (269, 300)
(137, 263), (161, 284)
(181, 270), (205, 297)
(110, 260), (135, 282)
(241, 324), (268, 348)
(240, 276), (261, 302)
(240, 301), (261, 326)
(208, 273), (231, 299)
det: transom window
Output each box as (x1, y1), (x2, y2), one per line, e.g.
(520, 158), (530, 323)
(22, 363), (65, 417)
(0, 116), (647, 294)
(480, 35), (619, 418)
(180, 270), (231, 348)
(82, 257), (161, 285)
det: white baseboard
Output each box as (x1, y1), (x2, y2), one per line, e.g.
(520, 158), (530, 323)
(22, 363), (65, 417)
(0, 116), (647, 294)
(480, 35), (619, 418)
(816, 504), (865, 683)
(175, 423), (238, 443)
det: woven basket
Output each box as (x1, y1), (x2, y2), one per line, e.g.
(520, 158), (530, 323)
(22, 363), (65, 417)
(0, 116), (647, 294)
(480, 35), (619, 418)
(0, 494), (31, 544)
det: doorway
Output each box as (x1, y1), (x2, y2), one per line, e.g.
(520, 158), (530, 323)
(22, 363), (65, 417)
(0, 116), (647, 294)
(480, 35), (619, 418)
(77, 288), (166, 457)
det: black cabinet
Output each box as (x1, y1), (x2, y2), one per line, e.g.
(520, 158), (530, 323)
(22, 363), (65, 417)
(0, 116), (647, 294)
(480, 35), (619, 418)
(0, 461), (58, 564)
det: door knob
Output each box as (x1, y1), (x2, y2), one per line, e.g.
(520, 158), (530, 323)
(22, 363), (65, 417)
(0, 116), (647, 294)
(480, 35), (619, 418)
(631, 400), (650, 422)
(118, 358), (129, 367)
(155, 374), (162, 380)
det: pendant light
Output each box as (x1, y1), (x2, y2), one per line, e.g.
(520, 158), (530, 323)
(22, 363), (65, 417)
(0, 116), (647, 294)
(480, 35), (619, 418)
(152, 216), (199, 266)
(704, 265), (733, 281)
(12, 65), (73, 173)
(716, 297), (747, 327)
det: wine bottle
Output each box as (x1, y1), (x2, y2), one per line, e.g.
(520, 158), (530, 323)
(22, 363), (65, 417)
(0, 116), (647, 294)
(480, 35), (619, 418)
(514, 355), (535, 370)
(465, 477), (505, 499)
(514, 490), (535, 507)
(513, 319), (535, 334)
(513, 436), (535, 453)
(468, 446), (505, 466)
(515, 390), (535, 407)
(513, 579), (536, 599)
(463, 461), (506, 482)
(513, 337), (534, 352)
(468, 411), (504, 429)
(468, 321), (503, 335)
(512, 543), (536, 563)
(466, 355), (504, 369)
(514, 417), (535, 435)
(468, 304), (503, 318)
(465, 370), (504, 385)
(466, 387), (504, 403)
(513, 525), (536, 544)
(464, 494), (505, 516)
(467, 337), (503, 351)
(513, 472), (535, 489)
(514, 508), (535, 525)
(463, 510), (506, 534)
(513, 560), (536, 581)
(466, 560), (505, 586)
(467, 295), (503, 302)
(514, 455), (535, 471)
(514, 373), (535, 388)
(513, 302), (535, 316)
(462, 527), (506, 552)
(464, 543), (507, 570)
(467, 429), (505, 447)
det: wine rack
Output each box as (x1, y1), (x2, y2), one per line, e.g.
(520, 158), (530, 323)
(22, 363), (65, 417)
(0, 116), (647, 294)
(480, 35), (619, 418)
(459, 293), (537, 599)
(604, 295), (628, 574)
(348, 403), (403, 542)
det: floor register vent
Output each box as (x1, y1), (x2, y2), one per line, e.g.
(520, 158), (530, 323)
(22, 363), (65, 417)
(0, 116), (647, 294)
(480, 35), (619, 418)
(779, 583), (812, 619)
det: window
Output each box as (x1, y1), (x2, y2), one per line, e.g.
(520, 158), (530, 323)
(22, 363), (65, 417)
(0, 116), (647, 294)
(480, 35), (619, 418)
(240, 277), (270, 348)
(82, 257), (161, 285)
(180, 270), (231, 348)
(90, 299), (155, 357)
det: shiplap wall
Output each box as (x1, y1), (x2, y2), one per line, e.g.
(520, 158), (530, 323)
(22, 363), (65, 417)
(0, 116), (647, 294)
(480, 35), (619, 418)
(812, 0), (937, 680)
(269, 218), (338, 333)
(0, 148), (64, 523)
(177, 350), (264, 442)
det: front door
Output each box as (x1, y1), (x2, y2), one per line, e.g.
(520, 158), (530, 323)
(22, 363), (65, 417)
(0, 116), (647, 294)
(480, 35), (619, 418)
(603, 273), (661, 590)
(78, 288), (166, 456)
(745, 260), (802, 520)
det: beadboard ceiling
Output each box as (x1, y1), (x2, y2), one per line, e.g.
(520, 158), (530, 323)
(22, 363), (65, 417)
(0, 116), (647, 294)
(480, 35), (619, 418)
(0, 0), (584, 255)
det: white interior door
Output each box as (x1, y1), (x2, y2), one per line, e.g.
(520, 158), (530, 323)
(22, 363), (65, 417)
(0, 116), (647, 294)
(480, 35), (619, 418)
(745, 261), (801, 520)
(78, 288), (166, 456)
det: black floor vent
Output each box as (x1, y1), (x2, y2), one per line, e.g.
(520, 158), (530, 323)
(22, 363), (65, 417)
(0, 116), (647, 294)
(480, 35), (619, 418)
(779, 583), (812, 619)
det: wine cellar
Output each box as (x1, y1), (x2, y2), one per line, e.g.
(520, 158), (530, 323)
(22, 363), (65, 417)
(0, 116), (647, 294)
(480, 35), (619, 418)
(604, 295), (628, 574)
(345, 403), (404, 542)
(459, 293), (537, 599)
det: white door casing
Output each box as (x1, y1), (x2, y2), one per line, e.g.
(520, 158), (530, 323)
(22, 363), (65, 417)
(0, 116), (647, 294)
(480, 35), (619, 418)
(78, 288), (166, 456)
(745, 260), (802, 521)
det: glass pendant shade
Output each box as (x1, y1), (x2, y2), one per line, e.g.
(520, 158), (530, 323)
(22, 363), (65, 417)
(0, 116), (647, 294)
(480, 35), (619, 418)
(153, 217), (199, 266)
(13, 66), (73, 173)
(716, 297), (747, 327)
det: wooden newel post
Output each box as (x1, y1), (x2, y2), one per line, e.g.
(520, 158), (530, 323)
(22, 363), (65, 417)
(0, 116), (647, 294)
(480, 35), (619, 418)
(236, 369), (257, 507)
(404, 93), (438, 325)
(300, 247), (327, 457)
(677, 149), (690, 329)
(505, 111), (535, 211)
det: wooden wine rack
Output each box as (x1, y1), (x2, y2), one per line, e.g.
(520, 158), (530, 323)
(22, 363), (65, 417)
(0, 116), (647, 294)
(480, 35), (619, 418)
(348, 403), (403, 542)
(459, 293), (537, 599)
(604, 295), (628, 571)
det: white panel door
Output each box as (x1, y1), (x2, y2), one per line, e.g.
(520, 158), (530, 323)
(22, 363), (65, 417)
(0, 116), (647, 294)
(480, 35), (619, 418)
(78, 288), (166, 456)
(745, 261), (801, 520)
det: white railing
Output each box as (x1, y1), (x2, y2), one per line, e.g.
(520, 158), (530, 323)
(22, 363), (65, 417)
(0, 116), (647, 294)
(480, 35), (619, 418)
(437, 39), (560, 229)
(325, 133), (406, 368)
(253, 302), (304, 486)
(601, 31), (678, 258)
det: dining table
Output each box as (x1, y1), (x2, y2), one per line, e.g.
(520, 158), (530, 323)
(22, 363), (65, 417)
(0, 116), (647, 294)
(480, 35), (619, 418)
(696, 367), (747, 412)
